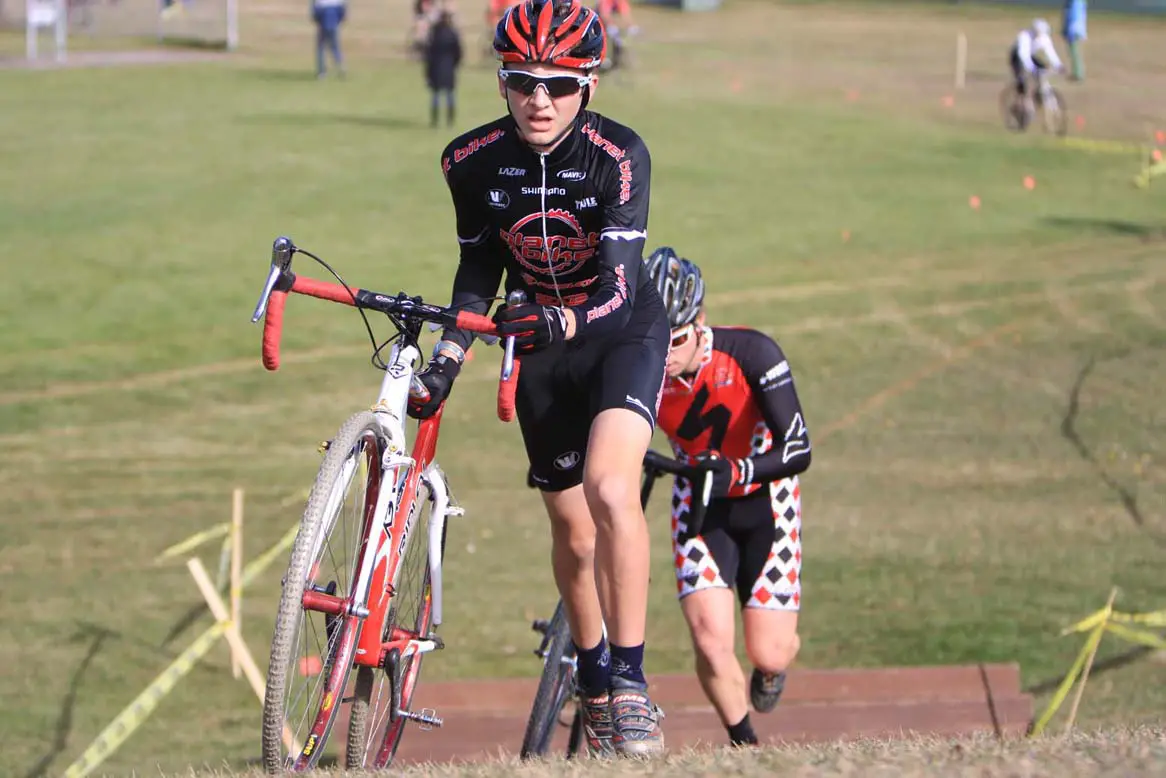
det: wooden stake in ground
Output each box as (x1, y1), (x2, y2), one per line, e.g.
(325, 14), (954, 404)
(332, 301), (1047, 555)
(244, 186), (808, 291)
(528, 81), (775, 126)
(1063, 586), (1119, 735)
(955, 31), (967, 89)
(186, 557), (298, 754)
(230, 487), (244, 679)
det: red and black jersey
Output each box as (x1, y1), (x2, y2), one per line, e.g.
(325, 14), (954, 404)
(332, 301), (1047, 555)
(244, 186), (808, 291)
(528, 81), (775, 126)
(657, 326), (812, 498)
(437, 111), (653, 352)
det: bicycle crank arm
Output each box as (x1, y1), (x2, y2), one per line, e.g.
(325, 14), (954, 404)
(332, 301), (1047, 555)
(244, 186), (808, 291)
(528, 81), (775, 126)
(395, 707), (443, 730)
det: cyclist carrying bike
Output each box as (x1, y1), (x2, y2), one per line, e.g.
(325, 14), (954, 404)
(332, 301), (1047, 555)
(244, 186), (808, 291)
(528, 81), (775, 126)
(409, 0), (667, 758)
(1009, 18), (1065, 122)
(645, 247), (811, 748)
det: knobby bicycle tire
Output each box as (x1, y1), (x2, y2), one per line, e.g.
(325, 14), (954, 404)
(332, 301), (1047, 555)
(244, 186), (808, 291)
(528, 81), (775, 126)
(262, 411), (383, 774)
(520, 601), (578, 759)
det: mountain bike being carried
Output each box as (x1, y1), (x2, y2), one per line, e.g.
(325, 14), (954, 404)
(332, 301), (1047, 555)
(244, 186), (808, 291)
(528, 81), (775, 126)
(251, 237), (521, 772)
(414, 0), (667, 759)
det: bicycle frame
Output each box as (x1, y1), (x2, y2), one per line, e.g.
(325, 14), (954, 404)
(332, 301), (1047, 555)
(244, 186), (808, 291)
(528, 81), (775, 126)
(295, 339), (458, 671)
(254, 235), (520, 770)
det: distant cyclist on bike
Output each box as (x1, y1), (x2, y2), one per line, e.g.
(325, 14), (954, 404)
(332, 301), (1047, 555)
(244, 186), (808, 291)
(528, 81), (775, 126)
(410, 0), (667, 758)
(1009, 18), (1065, 123)
(595, 0), (636, 70)
(645, 247), (812, 748)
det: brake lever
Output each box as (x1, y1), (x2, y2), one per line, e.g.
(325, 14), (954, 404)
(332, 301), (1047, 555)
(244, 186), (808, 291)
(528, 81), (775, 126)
(250, 236), (295, 323)
(501, 289), (526, 381)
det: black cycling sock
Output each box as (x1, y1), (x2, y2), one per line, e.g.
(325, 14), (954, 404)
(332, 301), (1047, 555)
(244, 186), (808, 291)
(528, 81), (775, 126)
(728, 713), (759, 746)
(574, 637), (611, 697)
(610, 642), (646, 686)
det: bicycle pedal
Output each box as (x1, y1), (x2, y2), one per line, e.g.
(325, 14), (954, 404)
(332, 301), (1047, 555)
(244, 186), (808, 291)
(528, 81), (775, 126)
(397, 707), (443, 729)
(531, 619), (550, 634)
(423, 633), (446, 650)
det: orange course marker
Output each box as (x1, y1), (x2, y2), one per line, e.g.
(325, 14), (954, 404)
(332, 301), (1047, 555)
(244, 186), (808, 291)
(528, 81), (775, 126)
(1023, 176), (1036, 190)
(969, 195), (981, 210)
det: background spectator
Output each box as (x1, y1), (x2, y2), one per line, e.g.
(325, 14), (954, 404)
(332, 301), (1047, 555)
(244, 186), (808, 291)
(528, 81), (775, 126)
(1062, 0), (1087, 82)
(425, 9), (463, 127)
(312, 0), (347, 79)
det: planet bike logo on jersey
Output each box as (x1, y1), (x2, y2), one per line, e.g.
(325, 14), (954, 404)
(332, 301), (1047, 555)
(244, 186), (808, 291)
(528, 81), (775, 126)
(581, 123), (633, 204)
(500, 209), (600, 305)
(585, 264), (628, 324)
(441, 127), (506, 180)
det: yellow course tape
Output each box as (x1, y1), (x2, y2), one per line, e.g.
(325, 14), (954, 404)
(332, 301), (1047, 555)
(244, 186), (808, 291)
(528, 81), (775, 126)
(1055, 136), (1147, 155)
(1104, 622), (1166, 651)
(1030, 613), (1109, 736)
(64, 499), (306, 777)
(61, 621), (230, 778)
(154, 522), (229, 562)
(1032, 596), (1166, 738)
(1108, 609), (1166, 628)
(1134, 159), (1166, 189)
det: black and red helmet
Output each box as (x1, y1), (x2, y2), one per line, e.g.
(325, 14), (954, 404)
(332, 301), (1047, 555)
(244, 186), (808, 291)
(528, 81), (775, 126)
(494, 0), (606, 71)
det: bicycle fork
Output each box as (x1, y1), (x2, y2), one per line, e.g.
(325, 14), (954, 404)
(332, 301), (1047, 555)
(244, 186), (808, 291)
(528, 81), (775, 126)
(379, 460), (466, 730)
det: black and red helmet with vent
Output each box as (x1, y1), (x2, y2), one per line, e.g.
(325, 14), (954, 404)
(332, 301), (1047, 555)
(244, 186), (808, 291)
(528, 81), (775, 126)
(494, 0), (607, 71)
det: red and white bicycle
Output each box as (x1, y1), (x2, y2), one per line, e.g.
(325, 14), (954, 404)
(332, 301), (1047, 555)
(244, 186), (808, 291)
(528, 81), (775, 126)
(251, 237), (520, 772)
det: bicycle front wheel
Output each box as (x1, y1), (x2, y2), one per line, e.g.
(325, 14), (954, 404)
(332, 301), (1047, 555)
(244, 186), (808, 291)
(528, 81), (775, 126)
(1040, 88), (1068, 136)
(347, 474), (447, 769)
(520, 600), (579, 759)
(261, 411), (384, 774)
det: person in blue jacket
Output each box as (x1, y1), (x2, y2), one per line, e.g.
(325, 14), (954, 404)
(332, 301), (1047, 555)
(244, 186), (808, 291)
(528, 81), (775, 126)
(312, 0), (347, 79)
(1062, 0), (1087, 82)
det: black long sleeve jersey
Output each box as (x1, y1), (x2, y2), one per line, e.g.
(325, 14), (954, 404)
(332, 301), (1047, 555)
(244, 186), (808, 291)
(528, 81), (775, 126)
(438, 110), (654, 350)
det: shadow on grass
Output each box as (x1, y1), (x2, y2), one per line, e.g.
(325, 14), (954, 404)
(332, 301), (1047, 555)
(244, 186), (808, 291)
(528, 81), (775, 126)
(1059, 354), (1166, 548)
(23, 625), (114, 778)
(1024, 645), (1154, 696)
(1043, 217), (1165, 242)
(236, 111), (422, 131)
(234, 67), (322, 82)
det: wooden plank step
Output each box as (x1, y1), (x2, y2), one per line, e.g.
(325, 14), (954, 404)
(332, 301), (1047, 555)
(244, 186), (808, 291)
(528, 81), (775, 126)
(405, 663), (1024, 713)
(386, 696), (1034, 766)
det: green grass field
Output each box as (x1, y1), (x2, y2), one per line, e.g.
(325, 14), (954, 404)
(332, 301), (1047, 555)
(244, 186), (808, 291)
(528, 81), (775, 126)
(2, 0), (1165, 774)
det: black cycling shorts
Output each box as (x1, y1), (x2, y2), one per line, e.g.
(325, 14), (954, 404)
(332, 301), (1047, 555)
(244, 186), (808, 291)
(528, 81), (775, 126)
(1009, 49), (1027, 92)
(516, 293), (668, 493)
(671, 477), (803, 611)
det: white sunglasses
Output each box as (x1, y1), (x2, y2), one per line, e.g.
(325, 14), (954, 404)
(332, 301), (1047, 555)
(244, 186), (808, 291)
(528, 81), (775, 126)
(498, 68), (591, 98)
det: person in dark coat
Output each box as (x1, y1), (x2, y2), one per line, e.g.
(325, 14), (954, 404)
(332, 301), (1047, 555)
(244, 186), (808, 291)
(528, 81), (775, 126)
(424, 10), (463, 128)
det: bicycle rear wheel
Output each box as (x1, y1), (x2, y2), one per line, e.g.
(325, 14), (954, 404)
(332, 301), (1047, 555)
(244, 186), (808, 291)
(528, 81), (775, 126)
(520, 601), (579, 759)
(262, 411), (384, 773)
(346, 475), (447, 769)
(999, 84), (1027, 132)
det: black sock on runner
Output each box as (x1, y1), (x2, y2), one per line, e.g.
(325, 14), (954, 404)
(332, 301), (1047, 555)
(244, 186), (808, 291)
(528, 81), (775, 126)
(609, 642), (647, 686)
(728, 713), (759, 746)
(574, 637), (611, 697)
